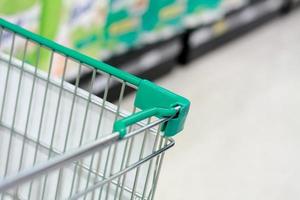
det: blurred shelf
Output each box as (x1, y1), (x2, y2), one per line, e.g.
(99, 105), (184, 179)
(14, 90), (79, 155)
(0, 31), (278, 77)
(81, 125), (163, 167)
(179, 0), (285, 64)
(69, 0), (294, 101)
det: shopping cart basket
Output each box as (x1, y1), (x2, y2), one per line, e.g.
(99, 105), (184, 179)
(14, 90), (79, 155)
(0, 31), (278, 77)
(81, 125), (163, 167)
(0, 18), (190, 200)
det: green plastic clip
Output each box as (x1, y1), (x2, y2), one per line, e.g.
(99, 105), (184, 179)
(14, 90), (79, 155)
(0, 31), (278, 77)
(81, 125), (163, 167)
(114, 80), (190, 138)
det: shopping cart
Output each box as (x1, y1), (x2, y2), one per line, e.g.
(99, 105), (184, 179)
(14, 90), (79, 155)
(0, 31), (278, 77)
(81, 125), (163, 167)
(0, 18), (190, 200)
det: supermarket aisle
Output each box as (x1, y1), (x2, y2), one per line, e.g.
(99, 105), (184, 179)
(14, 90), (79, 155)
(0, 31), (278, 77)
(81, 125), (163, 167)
(155, 10), (300, 200)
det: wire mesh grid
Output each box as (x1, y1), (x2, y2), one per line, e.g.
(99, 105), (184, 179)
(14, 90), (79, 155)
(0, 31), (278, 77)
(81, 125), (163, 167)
(0, 23), (174, 200)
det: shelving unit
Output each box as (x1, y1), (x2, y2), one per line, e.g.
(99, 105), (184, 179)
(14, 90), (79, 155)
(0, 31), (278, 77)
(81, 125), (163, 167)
(67, 0), (297, 101)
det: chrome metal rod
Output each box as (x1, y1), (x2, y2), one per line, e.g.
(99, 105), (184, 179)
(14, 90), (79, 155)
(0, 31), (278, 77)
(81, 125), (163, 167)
(70, 138), (175, 200)
(0, 117), (171, 193)
(0, 133), (119, 192)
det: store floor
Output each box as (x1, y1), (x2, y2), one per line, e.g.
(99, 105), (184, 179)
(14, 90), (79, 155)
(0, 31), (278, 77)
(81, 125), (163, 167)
(154, 10), (300, 200)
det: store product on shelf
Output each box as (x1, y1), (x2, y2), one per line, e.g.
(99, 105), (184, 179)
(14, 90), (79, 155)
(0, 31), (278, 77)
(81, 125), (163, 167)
(63, 0), (107, 57)
(49, 0), (108, 77)
(53, 0), (144, 78)
(0, 0), (64, 72)
(0, 0), (40, 55)
(141, 0), (186, 43)
(184, 0), (222, 28)
(186, 0), (221, 14)
(104, 0), (143, 54)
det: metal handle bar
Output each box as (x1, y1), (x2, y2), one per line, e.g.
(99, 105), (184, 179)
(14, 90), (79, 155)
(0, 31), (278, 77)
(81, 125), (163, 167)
(0, 117), (171, 192)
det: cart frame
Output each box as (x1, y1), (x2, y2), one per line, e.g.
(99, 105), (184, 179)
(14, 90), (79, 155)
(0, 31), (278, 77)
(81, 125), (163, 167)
(0, 18), (190, 200)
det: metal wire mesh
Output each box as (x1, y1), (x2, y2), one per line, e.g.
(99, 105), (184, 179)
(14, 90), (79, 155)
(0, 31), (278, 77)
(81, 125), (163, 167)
(0, 24), (174, 200)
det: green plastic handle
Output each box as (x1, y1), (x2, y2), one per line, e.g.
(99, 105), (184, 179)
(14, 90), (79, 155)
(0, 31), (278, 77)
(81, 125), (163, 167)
(114, 107), (178, 138)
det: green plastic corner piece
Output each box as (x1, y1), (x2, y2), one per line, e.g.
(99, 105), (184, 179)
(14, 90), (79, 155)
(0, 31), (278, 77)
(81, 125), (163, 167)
(134, 80), (190, 137)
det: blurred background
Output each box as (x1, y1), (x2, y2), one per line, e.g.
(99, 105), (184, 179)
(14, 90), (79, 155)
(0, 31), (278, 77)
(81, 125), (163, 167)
(1, 0), (300, 199)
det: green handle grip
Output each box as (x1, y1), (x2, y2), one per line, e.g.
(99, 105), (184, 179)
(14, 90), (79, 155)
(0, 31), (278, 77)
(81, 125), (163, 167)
(114, 107), (178, 138)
